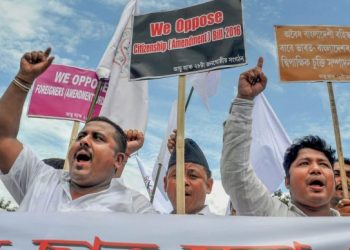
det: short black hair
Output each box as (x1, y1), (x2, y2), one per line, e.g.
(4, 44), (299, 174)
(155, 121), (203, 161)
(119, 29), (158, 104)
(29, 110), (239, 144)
(335, 157), (350, 165)
(283, 135), (335, 177)
(86, 116), (127, 153)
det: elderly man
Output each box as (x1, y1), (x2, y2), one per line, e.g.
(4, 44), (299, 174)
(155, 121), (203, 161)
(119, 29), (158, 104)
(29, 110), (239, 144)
(221, 57), (339, 216)
(0, 48), (156, 213)
(164, 134), (214, 215)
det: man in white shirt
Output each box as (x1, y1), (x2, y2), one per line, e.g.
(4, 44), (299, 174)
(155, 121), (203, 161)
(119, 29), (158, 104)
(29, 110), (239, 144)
(0, 48), (156, 213)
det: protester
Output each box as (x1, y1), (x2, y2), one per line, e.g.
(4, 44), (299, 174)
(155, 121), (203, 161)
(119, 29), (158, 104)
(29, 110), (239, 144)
(220, 57), (339, 216)
(0, 48), (156, 213)
(331, 158), (350, 216)
(164, 131), (214, 215)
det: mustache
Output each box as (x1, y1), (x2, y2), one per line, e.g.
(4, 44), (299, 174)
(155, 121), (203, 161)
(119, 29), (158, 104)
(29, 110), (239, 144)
(335, 183), (350, 191)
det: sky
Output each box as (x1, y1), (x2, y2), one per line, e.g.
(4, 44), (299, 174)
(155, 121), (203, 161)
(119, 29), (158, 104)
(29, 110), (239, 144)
(1, 0), (350, 215)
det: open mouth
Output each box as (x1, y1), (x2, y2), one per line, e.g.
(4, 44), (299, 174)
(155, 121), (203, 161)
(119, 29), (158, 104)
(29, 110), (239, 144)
(185, 192), (191, 197)
(309, 180), (325, 187)
(75, 150), (92, 163)
(307, 178), (325, 192)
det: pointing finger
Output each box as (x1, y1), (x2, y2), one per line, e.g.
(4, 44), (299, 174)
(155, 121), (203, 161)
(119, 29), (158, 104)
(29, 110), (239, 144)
(44, 47), (52, 57)
(257, 57), (264, 69)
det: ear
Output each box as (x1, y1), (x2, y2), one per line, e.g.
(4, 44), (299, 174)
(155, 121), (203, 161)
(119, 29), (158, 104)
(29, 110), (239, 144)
(284, 176), (290, 190)
(113, 152), (125, 174)
(206, 178), (214, 194)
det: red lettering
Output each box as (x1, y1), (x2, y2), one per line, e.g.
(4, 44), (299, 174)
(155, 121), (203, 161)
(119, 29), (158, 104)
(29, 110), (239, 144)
(175, 18), (185, 33)
(182, 243), (312, 250)
(175, 11), (224, 33)
(92, 236), (159, 250)
(33, 239), (92, 250)
(215, 11), (224, 24)
(224, 25), (242, 38)
(206, 12), (215, 25)
(0, 240), (12, 247)
(293, 241), (312, 250)
(150, 22), (171, 37)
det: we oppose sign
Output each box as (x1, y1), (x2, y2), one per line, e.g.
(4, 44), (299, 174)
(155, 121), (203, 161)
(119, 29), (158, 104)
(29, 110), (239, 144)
(28, 64), (107, 122)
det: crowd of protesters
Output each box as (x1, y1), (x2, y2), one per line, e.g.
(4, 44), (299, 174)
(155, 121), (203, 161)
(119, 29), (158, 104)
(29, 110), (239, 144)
(0, 48), (349, 217)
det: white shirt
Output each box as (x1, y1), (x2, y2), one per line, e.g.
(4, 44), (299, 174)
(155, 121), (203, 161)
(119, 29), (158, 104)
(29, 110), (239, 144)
(1, 146), (157, 213)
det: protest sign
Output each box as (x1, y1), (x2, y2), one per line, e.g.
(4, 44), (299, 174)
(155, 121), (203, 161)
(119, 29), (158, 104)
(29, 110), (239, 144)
(28, 64), (106, 122)
(275, 25), (350, 82)
(130, 0), (246, 80)
(0, 213), (350, 249)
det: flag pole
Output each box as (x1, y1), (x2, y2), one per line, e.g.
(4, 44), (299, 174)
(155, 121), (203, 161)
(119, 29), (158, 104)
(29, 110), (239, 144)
(150, 162), (162, 203)
(63, 121), (80, 170)
(327, 81), (349, 199)
(150, 86), (195, 204)
(176, 75), (186, 214)
(185, 86), (194, 112)
(87, 79), (105, 120)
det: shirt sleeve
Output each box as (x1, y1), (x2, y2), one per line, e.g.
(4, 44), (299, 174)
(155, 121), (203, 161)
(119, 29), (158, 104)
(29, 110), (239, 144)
(2, 145), (48, 203)
(132, 191), (159, 214)
(220, 98), (278, 216)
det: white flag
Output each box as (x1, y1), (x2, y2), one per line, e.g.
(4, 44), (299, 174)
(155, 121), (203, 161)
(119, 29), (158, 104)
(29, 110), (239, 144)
(187, 71), (221, 110)
(97, 0), (148, 132)
(251, 93), (291, 192)
(151, 100), (177, 200)
(135, 155), (172, 213)
(228, 93), (291, 211)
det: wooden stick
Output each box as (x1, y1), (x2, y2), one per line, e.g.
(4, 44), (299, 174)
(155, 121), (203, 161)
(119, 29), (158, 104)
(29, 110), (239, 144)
(150, 85), (195, 204)
(327, 82), (349, 199)
(63, 121), (80, 171)
(176, 75), (186, 214)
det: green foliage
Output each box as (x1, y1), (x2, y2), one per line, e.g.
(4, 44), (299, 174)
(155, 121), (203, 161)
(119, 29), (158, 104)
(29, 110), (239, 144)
(0, 198), (17, 212)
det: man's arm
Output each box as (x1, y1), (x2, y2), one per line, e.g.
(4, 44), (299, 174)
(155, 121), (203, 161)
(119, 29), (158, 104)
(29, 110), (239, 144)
(0, 48), (54, 174)
(221, 57), (278, 216)
(115, 129), (144, 178)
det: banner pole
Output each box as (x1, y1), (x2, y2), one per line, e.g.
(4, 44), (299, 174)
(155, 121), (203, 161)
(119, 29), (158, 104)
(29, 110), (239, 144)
(63, 121), (80, 171)
(176, 75), (186, 214)
(327, 81), (349, 199)
(150, 85), (194, 204)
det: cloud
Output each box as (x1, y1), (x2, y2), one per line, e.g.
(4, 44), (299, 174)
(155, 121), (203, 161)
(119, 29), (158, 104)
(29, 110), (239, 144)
(0, 0), (114, 74)
(100, 0), (210, 14)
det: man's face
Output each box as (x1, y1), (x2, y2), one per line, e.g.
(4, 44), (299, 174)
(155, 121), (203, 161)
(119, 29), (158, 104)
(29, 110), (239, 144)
(333, 162), (350, 200)
(68, 121), (124, 189)
(285, 148), (335, 209)
(164, 163), (213, 214)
